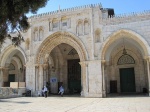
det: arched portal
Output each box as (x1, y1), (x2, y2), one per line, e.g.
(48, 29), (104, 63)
(35, 31), (88, 96)
(100, 29), (150, 96)
(0, 45), (26, 88)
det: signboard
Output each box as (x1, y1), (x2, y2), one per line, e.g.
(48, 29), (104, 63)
(50, 77), (57, 83)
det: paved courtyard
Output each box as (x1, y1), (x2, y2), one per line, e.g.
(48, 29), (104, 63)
(0, 95), (150, 112)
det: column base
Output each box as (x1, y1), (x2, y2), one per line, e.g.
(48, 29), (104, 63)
(102, 90), (106, 97)
(81, 91), (103, 97)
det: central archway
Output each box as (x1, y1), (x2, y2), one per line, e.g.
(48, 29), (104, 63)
(35, 31), (88, 96)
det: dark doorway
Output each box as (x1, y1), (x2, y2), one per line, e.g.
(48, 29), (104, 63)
(68, 59), (81, 94)
(4, 74), (15, 87)
(9, 74), (15, 82)
(110, 80), (117, 93)
(120, 68), (136, 93)
(8, 74), (15, 82)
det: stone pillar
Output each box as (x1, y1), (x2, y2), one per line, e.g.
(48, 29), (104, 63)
(39, 65), (44, 91)
(3, 67), (9, 83)
(146, 58), (150, 96)
(90, 9), (95, 60)
(101, 60), (106, 97)
(35, 65), (39, 91)
(79, 61), (88, 97)
(26, 65), (35, 91)
(43, 64), (48, 86)
(59, 65), (63, 82)
(0, 67), (3, 87)
(87, 60), (102, 97)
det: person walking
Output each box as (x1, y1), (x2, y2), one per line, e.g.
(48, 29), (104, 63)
(43, 86), (48, 98)
(58, 85), (64, 97)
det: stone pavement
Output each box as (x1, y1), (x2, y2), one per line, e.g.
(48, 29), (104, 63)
(0, 95), (150, 112)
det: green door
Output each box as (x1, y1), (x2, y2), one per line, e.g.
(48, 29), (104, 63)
(68, 59), (81, 93)
(120, 68), (135, 93)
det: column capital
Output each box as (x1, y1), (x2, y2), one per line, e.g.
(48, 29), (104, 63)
(43, 64), (48, 69)
(34, 64), (40, 67)
(35, 64), (48, 67)
(79, 61), (88, 67)
(144, 56), (150, 60)
(101, 60), (106, 64)
(0, 66), (4, 70)
(0, 66), (8, 70)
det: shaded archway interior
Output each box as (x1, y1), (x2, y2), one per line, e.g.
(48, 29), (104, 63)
(43, 43), (81, 94)
(2, 49), (25, 87)
(102, 36), (148, 95)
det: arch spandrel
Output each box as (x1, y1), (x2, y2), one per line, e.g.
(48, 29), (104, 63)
(100, 29), (150, 60)
(36, 31), (88, 64)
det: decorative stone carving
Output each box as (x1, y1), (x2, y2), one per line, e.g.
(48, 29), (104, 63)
(36, 31), (87, 64)
(117, 54), (135, 65)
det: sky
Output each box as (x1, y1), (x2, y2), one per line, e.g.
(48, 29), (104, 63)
(27, 0), (150, 16)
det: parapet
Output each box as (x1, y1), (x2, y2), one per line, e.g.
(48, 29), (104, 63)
(29, 3), (102, 19)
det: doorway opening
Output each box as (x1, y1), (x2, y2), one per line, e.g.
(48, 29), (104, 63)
(120, 68), (136, 93)
(68, 59), (81, 94)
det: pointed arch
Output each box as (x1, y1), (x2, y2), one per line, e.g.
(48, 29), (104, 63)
(0, 45), (27, 67)
(100, 29), (150, 60)
(35, 31), (88, 64)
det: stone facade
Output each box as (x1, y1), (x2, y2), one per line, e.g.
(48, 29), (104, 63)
(0, 4), (150, 97)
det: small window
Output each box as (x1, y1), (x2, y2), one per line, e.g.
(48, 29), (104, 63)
(62, 22), (67, 26)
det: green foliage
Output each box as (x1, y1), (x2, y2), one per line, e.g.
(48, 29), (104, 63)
(0, 0), (49, 46)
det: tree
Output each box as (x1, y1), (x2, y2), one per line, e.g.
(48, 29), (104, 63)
(0, 0), (49, 46)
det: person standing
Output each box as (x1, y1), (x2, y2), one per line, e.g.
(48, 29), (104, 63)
(43, 86), (48, 98)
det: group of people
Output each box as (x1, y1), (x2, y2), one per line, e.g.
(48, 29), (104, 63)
(40, 85), (64, 98)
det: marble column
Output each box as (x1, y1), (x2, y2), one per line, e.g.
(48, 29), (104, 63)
(146, 58), (150, 96)
(43, 64), (48, 86)
(35, 65), (39, 91)
(39, 65), (44, 91)
(79, 61), (88, 97)
(0, 67), (3, 87)
(101, 60), (106, 97)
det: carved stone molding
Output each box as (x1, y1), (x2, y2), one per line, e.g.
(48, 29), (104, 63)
(101, 60), (106, 64)
(0, 67), (8, 70)
(36, 31), (88, 64)
(0, 67), (4, 70)
(79, 61), (88, 67)
(101, 30), (149, 60)
(145, 56), (150, 62)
